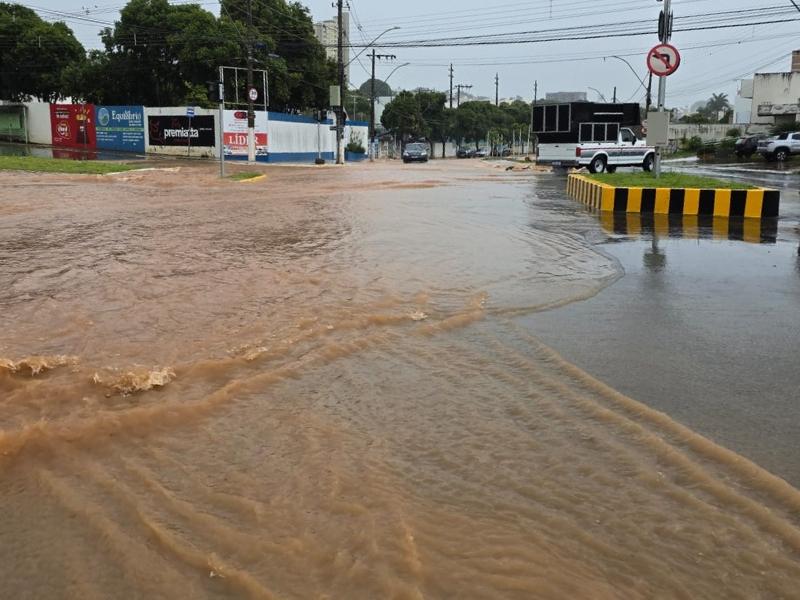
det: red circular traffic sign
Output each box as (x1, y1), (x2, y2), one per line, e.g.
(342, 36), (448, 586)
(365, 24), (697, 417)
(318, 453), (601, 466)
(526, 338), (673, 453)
(647, 43), (681, 77)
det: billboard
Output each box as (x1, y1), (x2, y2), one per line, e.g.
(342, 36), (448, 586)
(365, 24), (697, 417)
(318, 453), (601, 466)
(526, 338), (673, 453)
(147, 114), (215, 147)
(223, 110), (268, 156)
(50, 104), (96, 148)
(95, 106), (145, 152)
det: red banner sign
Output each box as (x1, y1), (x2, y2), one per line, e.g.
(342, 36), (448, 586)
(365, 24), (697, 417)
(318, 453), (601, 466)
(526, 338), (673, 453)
(50, 104), (96, 148)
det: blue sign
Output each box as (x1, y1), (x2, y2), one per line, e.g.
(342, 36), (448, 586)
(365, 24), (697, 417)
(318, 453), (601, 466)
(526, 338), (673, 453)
(94, 105), (145, 153)
(187, 106), (195, 117)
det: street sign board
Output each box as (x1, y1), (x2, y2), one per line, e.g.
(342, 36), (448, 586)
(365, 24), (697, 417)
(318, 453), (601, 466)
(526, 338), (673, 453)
(647, 44), (681, 77)
(186, 106), (195, 117)
(330, 85), (341, 107)
(646, 111), (670, 146)
(248, 87), (258, 102)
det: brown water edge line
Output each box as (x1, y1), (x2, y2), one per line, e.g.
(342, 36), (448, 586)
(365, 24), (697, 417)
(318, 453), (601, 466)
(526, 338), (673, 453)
(61, 443), (289, 569)
(386, 340), (758, 590)
(489, 272), (624, 320)
(139, 444), (267, 525)
(520, 329), (800, 511)
(0, 329), (397, 462)
(493, 327), (800, 550)
(38, 463), (280, 600)
(35, 468), (211, 597)
(408, 338), (744, 523)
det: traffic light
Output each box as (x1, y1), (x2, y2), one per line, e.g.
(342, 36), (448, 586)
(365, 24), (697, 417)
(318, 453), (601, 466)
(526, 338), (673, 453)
(206, 81), (222, 103)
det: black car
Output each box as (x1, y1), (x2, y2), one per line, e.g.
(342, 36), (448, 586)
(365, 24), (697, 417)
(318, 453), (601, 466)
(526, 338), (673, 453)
(735, 134), (767, 158)
(457, 147), (476, 158)
(403, 142), (429, 163)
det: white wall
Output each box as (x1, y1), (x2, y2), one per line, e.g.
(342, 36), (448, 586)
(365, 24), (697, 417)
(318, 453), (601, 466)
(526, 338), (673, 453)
(669, 124), (734, 142)
(751, 72), (800, 126)
(144, 106), (220, 158)
(25, 102), (52, 145)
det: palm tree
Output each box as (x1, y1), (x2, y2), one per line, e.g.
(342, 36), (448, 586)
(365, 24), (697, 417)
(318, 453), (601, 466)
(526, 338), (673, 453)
(706, 93), (731, 113)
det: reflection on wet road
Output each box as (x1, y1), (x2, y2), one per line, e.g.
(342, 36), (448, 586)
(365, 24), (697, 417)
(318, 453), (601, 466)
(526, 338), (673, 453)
(0, 161), (798, 598)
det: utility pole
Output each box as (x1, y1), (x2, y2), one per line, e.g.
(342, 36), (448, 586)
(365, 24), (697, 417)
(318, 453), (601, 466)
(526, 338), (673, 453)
(336, 0), (345, 165)
(528, 80), (537, 156)
(370, 49), (376, 146)
(495, 73), (499, 106)
(449, 64), (454, 108)
(645, 72), (653, 113)
(246, 0), (255, 163)
(455, 84), (472, 108)
(654, 0), (671, 178)
(370, 51), (396, 151)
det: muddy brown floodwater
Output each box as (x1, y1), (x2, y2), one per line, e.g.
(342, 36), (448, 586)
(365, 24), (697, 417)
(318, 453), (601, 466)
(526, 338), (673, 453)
(1, 161), (798, 599)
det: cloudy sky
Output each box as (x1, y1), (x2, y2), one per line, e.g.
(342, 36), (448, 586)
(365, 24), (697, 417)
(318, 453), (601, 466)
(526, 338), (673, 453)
(25, 0), (800, 109)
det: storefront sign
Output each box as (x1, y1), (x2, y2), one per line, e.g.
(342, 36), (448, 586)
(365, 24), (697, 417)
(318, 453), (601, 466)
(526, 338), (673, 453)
(147, 114), (215, 147)
(223, 110), (268, 156)
(95, 106), (145, 152)
(50, 104), (96, 148)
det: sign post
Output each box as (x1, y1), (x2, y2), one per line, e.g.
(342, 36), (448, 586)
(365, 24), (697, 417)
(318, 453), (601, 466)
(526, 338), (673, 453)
(219, 66), (225, 178)
(649, 0), (677, 178)
(186, 106), (195, 158)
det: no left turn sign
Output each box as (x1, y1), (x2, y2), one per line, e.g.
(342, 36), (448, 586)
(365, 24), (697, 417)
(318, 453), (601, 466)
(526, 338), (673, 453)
(647, 43), (681, 77)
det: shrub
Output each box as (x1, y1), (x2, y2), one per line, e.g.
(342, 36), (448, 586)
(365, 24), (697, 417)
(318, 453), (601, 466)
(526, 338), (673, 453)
(346, 132), (366, 154)
(726, 128), (742, 138)
(681, 136), (704, 152)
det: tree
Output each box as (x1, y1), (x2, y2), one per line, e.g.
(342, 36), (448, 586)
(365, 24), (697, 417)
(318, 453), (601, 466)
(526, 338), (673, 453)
(431, 108), (456, 158)
(454, 101), (504, 150)
(381, 91), (424, 144)
(0, 3), (85, 101)
(706, 93), (731, 113)
(221, 0), (335, 111)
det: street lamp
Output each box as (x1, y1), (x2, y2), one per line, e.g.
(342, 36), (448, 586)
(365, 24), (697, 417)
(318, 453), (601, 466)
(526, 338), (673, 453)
(384, 62), (410, 84)
(347, 26), (401, 67)
(606, 55), (652, 112)
(588, 87), (608, 102)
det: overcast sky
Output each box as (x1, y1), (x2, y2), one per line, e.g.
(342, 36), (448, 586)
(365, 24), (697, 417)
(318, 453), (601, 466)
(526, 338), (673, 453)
(25, 0), (800, 108)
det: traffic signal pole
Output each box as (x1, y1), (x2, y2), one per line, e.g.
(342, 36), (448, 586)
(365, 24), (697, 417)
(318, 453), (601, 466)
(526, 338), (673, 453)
(654, 0), (671, 178)
(336, 0), (345, 165)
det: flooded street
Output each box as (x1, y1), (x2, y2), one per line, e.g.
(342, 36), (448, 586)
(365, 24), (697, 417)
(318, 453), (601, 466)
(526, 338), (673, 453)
(1, 161), (799, 598)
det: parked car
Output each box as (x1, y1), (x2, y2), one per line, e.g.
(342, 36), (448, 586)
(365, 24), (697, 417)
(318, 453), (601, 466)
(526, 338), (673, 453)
(457, 147), (476, 158)
(474, 147), (488, 158)
(757, 132), (800, 162)
(734, 134), (767, 158)
(491, 145), (512, 157)
(402, 142), (429, 163)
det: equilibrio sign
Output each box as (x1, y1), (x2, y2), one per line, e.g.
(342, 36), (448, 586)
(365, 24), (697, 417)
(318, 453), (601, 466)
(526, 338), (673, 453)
(147, 115), (215, 147)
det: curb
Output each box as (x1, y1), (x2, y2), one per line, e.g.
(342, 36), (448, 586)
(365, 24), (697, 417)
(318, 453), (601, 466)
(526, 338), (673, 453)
(567, 174), (780, 218)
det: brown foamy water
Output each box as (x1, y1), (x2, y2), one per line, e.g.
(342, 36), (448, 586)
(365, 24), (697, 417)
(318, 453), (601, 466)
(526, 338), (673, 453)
(0, 161), (797, 599)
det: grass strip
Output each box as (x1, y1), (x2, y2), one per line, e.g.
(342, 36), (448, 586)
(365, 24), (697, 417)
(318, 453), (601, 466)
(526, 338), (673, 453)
(228, 171), (264, 181)
(587, 172), (754, 190)
(0, 155), (141, 175)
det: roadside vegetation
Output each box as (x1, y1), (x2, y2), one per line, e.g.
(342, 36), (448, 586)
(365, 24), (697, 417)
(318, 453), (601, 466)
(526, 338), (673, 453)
(587, 172), (754, 190)
(0, 155), (139, 175)
(228, 171), (264, 181)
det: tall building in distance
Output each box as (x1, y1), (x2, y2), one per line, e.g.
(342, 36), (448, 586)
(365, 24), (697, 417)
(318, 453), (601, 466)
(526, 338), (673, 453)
(314, 12), (350, 85)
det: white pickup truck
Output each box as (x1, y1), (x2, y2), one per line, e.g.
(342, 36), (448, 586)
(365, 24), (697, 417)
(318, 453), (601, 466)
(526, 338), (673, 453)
(533, 102), (655, 172)
(576, 127), (655, 173)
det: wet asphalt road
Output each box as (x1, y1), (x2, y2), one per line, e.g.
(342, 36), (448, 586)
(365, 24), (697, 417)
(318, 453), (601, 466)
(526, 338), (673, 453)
(521, 165), (800, 487)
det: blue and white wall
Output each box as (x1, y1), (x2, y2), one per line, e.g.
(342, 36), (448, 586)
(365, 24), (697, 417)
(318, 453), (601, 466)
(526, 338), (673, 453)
(264, 112), (368, 163)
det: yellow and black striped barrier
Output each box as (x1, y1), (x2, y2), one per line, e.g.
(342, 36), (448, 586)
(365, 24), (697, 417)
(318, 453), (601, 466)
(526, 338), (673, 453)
(567, 174), (780, 218)
(599, 212), (777, 245)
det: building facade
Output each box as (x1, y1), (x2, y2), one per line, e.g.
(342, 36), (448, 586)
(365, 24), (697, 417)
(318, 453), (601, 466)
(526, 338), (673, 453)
(314, 13), (350, 84)
(749, 51), (800, 129)
(544, 92), (588, 103)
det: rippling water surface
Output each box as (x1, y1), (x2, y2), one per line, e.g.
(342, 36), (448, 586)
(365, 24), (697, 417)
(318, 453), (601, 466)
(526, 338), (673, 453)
(1, 162), (798, 598)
